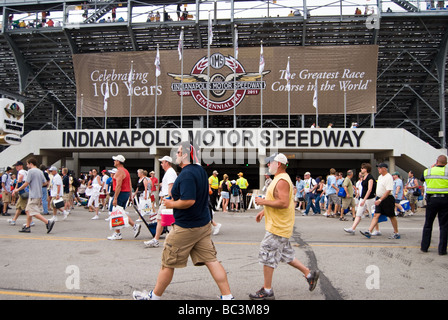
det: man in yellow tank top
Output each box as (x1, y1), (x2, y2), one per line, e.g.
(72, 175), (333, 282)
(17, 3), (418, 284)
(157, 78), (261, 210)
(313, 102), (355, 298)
(249, 153), (320, 300)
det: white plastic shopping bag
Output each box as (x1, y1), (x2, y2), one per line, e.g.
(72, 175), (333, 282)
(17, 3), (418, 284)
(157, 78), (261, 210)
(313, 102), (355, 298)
(109, 206), (130, 230)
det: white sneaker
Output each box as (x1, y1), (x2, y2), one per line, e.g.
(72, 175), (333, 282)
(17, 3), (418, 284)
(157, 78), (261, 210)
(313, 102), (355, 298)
(91, 215), (99, 220)
(133, 224), (141, 238)
(144, 238), (159, 248)
(371, 231), (382, 236)
(63, 211), (69, 220)
(107, 232), (122, 240)
(133, 290), (160, 300)
(344, 228), (355, 234)
(50, 216), (58, 222)
(132, 290), (151, 300)
(213, 223), (222, 235)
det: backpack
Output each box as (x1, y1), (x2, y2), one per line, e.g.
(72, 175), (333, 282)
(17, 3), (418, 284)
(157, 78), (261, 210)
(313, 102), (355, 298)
(231, 185), (240, 196)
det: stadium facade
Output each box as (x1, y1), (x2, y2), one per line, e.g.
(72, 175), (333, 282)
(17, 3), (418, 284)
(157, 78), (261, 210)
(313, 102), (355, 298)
(0, 0), (447, 188)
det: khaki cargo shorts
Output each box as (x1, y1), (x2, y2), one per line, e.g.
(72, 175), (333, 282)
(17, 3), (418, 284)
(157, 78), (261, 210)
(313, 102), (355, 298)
(25, 198), (43, 216)
(2, 191), (11, 203)
(161, 223), (217, 268)
(16, 195), (28, 211)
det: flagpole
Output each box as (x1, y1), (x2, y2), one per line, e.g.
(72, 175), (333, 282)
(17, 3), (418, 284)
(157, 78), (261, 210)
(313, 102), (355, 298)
(287, 56), (291, 128)
(261, 74), (263, 128)
(155, 44), (159, 129)
(207, 10), (211, 129)
(344, 92), (347, 128)
(180, 27), (184, 128)
(104, 81), (109, 130)
(260, 40), (264, 128)
(233, 24), (237, 129)
(129, 60), (133, 129)
(315, 79), (319, 127)
(80, 93), (83, 130)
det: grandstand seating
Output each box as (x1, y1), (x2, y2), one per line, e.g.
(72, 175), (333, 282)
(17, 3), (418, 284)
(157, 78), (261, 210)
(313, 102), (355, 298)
(0, 0), (447, 149)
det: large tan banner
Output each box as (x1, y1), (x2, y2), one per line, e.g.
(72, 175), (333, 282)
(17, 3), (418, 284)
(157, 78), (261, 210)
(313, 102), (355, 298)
(73, 45), (378, 117)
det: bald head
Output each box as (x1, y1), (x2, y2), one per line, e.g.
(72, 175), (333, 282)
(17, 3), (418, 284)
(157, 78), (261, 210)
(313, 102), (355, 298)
(437, 155), (447, 166)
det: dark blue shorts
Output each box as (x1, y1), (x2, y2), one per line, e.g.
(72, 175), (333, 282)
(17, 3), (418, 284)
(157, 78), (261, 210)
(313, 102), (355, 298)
(109, 191), (130, 211)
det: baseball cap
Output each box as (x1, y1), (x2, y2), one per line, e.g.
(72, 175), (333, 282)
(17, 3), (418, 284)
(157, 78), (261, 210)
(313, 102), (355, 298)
(264, 153), (278, 164)
(112, 155), (126, 163)
(304, 171), (311, 176)
(392, 171), (400, 176)
(377, 163), (388, 169)
(14, 161), (24, 166)
(49, 166), (58, 171)
(108, 168), (117, 174)
(158, 156), (172, 163)
(213, 170), (218, 175)
(273, 153), (288, 165)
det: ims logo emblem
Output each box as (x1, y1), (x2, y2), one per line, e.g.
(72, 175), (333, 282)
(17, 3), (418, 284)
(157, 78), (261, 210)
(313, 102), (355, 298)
(168, 52), (270, 112)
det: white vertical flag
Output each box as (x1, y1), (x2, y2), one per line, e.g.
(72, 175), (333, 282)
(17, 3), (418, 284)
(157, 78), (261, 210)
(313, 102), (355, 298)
(234, 27), (239, 60)
(128, 63), (134, 91)
(313, 78), (318, 109)
(259, 43), (265, 74)
(103, 82), (109, 111)
(208, 11), (213, 46)
(155, 46), (161, 77)
(178, 29), (184, 61)
(285, 58), (291, 91)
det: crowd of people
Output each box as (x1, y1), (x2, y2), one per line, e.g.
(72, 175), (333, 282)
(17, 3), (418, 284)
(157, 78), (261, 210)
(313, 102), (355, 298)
(1, 150), (447, 300)
(293, 165), (424, 220)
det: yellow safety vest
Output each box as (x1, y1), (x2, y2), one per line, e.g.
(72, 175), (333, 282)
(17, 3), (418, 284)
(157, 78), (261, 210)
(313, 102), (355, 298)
(237, 177), (248, 189)
(209, 175), (219, 189)
(424, 166), (448, 194)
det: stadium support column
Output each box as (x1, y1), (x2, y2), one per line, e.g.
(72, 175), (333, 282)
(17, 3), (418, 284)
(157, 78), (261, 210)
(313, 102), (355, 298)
(436, 27), (448, 149)
(389, 156), (395, 174)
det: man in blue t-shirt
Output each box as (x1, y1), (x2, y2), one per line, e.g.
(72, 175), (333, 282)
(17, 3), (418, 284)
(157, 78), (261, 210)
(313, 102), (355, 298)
(169, 159), (210, 228)
(133, 142), (233, 301)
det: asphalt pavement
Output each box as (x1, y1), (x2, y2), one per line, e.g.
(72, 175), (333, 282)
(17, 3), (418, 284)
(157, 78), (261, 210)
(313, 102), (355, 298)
(0, 203), (447, 301)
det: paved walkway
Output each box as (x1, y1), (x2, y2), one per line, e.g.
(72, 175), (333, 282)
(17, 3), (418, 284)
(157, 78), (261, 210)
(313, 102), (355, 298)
(0, 204), (446, 301)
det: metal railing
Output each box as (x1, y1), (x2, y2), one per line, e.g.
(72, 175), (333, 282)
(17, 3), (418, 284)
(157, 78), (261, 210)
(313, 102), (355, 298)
(1, 0), (447, 32)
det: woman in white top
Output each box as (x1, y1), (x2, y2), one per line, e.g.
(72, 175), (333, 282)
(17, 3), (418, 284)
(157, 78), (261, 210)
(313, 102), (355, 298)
(87, 169), (102, 220)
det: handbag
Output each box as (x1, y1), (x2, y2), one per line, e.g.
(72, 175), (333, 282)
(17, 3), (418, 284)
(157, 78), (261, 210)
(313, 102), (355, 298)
(109, 206), (130, 230)
(53, 198), (64, 209)
(413, 188), (421, 197)
(19, 192), (29, 199)
(337, 187), (347, 198)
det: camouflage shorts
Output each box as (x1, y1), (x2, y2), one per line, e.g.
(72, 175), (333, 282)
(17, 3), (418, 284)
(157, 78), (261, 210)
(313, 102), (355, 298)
(258, 232), (295, 268)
